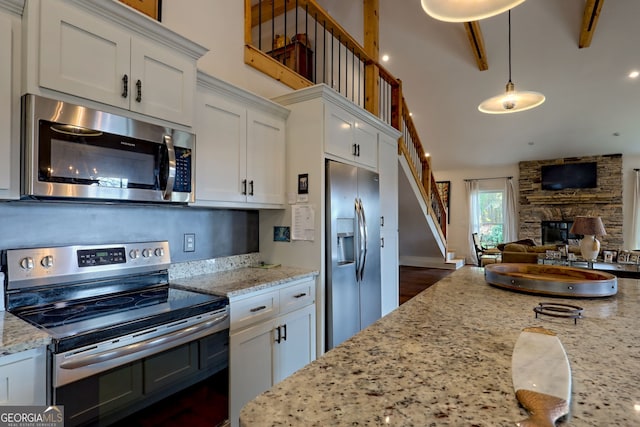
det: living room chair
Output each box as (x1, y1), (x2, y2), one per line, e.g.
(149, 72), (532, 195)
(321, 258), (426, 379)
(472, 233), (501, 266)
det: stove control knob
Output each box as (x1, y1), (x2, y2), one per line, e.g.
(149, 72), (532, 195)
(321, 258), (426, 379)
(129, 249), (140, 259)
(154, 248), (165, 257)
(142, 248), (153, 258)
(40, 255), (54, 269)
(19, 257), (34, 270)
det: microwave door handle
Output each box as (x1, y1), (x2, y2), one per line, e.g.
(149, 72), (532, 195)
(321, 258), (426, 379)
(162, 134), (176, 200)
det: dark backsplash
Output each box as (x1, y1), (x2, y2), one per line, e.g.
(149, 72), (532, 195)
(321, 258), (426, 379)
(0, 201), (259, 263)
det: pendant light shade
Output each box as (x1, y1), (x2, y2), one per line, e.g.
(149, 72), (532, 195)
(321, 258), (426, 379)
(478, 10), (545, 114)
(420, 0), (526, 23)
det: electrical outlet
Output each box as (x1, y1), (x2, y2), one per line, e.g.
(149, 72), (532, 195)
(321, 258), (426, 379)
(184, 233), (195, 252)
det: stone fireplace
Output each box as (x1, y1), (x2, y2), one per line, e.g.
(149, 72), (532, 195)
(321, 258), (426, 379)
(518, 154), (623, 250)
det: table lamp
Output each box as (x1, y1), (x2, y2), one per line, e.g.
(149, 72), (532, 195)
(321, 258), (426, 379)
(570, 216), (606, 261)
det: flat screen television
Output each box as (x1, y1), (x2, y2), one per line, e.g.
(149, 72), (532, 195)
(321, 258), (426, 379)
(541, 162), (597, 190)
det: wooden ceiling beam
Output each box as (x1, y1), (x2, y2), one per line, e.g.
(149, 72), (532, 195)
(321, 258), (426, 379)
(579, 0), (604, 48)
(464, 21), (488, 71)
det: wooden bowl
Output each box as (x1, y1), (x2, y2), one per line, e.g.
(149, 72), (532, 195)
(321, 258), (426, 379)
(485, 263), (617, 297)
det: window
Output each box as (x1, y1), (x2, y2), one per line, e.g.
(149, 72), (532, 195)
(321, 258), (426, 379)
(476, 190), (504, 246)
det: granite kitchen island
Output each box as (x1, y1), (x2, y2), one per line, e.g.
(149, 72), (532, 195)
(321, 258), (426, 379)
(240, 266), (639, 426)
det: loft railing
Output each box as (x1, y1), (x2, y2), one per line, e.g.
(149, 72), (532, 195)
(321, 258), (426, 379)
(244, 0), (446, 240)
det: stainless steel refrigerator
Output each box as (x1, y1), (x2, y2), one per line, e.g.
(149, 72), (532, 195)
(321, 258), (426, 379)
(326, 160), (381, 350)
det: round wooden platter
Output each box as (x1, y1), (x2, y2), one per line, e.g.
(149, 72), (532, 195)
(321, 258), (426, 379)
(484, 263), (618, 297)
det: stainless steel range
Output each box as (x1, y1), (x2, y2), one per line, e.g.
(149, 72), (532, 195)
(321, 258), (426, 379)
(4, 241), (229, 426)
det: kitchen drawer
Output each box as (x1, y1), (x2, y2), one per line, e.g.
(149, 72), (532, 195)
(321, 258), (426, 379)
(279, 279), (315, 315)
(230, 290), (279, 331)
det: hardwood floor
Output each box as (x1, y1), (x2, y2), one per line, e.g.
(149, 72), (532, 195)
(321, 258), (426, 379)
(399, 265), (455, 305)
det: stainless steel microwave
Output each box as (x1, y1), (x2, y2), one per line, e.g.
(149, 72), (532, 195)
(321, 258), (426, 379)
(21, 94), (194, 203)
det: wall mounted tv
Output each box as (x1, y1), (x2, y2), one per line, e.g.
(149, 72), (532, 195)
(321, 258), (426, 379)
(541, 162), (597, 190)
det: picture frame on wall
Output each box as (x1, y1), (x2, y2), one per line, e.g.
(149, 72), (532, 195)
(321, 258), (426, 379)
(119, 0), (162, 21)
(435, 181), (450, 224)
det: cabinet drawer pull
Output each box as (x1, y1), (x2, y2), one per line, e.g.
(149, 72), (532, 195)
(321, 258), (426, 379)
(249, 180), (254, 196)
(352, 143), (358, 156)
(121, 74), (128, 98)
(275, 325), (281, 343)
(136, 79), (142, 102)
(242, 179), (247, 195)
(249, 305), (267, 313)
(293, 292), (307, 298)
(282, 324), (287, 341)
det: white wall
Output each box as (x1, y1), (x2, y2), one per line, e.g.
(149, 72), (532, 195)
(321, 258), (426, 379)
(161, 0), (292, 99)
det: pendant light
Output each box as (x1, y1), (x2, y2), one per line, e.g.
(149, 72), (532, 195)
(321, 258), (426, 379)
(420, 0), (526, 23)
(478, 10), (545, 114)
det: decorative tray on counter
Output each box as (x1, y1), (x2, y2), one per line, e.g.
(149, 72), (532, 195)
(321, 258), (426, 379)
(485, 263), (617, 297)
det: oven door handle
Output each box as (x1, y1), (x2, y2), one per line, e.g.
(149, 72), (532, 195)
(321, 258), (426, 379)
(59, 313), (228, 370)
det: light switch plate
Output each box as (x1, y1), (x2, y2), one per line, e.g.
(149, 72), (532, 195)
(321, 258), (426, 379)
(184, 233), (195, 252)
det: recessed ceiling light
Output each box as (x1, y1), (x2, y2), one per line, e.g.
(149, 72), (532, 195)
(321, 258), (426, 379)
(424, 152), (430, 158)
(382, 54), (389, 62)
(629, 70), (639, 79)
(409, 112), (413, 117)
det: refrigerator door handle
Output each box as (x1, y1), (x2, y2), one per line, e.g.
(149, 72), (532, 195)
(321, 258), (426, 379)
(359, 198), (368, 282)
(354, 197), (362, 282)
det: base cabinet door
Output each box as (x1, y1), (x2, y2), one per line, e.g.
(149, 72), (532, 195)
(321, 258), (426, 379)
(0, 347), (46, 405)
(229, 321), (275, 427)
(274, 304), (316, 383)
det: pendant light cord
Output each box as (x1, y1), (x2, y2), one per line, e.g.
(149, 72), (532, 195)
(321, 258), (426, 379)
(508, 10), (512, 84)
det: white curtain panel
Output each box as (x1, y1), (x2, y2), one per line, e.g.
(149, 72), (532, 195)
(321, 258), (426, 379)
(632, 170), (640, 250)
(466, 180), (480, 265)
(504, 177), (518, 243)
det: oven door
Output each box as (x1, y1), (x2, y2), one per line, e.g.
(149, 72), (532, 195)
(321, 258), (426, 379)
(52, 309), (229, 427)
(22, 94), (194, 203)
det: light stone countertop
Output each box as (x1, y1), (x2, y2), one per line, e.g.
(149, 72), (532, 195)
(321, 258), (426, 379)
(171, 265), (319, 298)
(239, 266), (640, 426)
(0, 311), (51, 356)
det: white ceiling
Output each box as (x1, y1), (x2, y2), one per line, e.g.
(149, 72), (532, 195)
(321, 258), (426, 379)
(323, 0), (640, 171)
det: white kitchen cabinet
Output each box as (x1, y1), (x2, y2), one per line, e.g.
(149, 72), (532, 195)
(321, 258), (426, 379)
(195, 72), (289, 208)
(0, 347), (46, 405)
(26, 0), (205, 126)
(0, 1), (22, 199)
(229, 278), (316, 427)
(325, 102), (378, 169)
(378, 132), (399, 315)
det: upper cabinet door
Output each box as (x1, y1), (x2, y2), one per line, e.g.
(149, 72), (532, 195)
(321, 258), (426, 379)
(195, 92), (247, 203)
(324, 102), (378, 169)
(39, 0), (130, 110)
(325, 103), (356, 161)
(246, 109), (286, 205)
(0, 12), (12, 193)
(129, 37), (195, 126)
(35, 0), (200, 126)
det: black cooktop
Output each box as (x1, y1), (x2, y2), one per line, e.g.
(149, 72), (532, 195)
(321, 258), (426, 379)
(13, 285), (228, 353)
